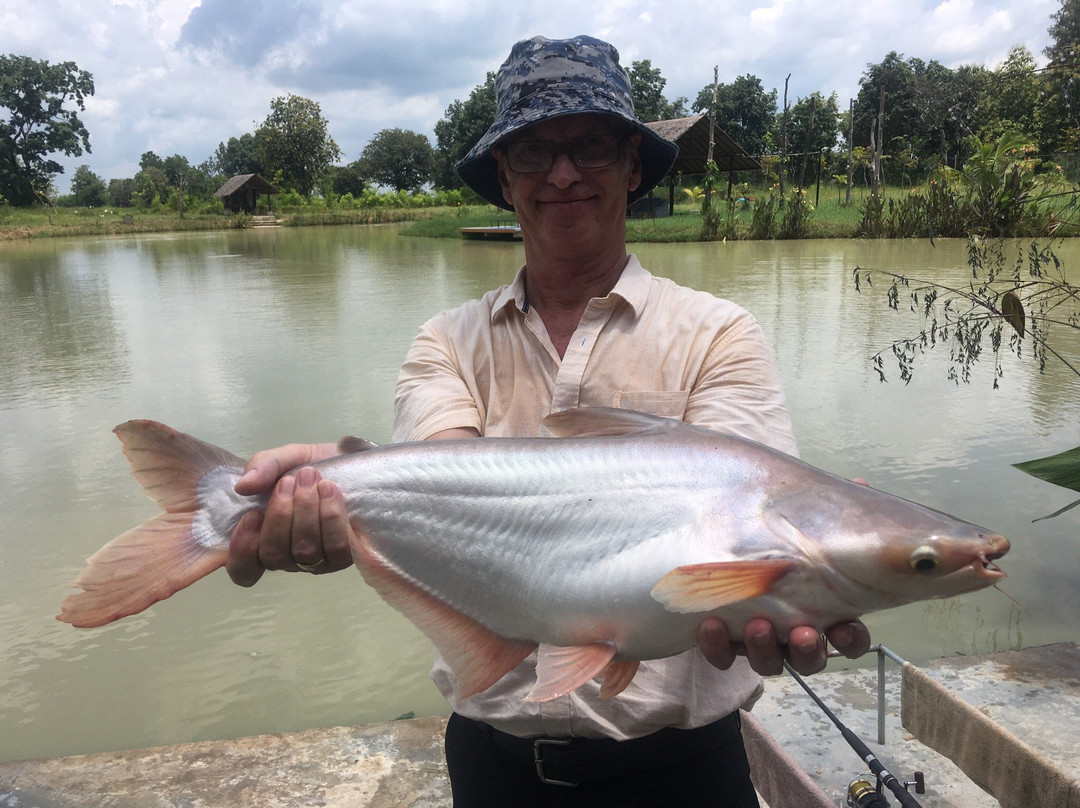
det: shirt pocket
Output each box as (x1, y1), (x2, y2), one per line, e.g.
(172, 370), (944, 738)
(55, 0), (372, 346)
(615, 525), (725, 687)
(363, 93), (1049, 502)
(611, 390), (690, 419)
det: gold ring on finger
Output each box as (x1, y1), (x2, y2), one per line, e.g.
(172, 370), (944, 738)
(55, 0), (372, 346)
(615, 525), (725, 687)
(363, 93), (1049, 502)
(296, 557), (327, 573)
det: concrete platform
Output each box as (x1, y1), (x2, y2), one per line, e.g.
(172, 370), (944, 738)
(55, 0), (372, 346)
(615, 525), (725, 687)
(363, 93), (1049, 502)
(752, 642), (1080, 807)
(3, 643), (1077, 807)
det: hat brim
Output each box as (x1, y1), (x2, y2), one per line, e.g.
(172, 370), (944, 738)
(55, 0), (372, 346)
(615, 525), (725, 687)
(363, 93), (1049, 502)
(455, 112), (678, 211)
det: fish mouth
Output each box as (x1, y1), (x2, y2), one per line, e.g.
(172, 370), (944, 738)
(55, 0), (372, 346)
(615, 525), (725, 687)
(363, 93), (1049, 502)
(974, 536), (1010, 580)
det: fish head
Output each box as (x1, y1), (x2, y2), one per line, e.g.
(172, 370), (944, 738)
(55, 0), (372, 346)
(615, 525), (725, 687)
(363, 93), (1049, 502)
(765, 481), (1010, 608)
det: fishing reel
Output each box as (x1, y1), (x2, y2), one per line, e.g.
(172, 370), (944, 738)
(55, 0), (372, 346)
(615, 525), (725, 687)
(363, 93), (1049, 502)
(847, 772), (925, 807)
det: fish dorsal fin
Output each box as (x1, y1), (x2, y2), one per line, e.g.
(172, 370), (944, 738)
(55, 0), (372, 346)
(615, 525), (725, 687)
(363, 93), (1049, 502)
(524, 643), (618, 702)
(599, 660), (640, 700)
(350, 527), (535, 700)
(337, 435), (379, 454)
(651, 559), (797, 614)
(541, 407), (680, 438)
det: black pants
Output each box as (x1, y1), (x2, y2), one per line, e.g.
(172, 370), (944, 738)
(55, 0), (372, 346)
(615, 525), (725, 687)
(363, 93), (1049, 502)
(444, 712), (761, 808)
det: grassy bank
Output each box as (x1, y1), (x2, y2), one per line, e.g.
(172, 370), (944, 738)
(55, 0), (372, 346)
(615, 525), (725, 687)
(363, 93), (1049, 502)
(0, 206), (456, 241)
(404, 188), (877, 242)
(4, 182), (1072, 243)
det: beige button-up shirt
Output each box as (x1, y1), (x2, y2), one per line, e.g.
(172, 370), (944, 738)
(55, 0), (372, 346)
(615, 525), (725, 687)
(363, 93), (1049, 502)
(393, 255), (797, 740)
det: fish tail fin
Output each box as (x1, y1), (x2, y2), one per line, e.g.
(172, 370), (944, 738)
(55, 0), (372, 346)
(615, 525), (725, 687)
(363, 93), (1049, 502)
(57, 514), (229, 627)
(57, 420), (244, 628)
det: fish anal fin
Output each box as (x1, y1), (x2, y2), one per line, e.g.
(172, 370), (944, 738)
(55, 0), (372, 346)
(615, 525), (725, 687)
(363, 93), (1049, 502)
(58, 511), (227, 628)
(651, 559), (796, 614)
(350, 526), (535, 700)
(599, 659), (640, 699)
(524, 642), (617, 702)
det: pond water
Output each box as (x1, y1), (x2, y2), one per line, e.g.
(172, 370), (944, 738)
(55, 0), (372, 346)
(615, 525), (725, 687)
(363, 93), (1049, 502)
(2, 226), (1079, 762)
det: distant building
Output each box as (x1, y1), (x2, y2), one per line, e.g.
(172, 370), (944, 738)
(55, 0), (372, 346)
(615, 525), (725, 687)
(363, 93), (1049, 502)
(213, 174), (280, 214)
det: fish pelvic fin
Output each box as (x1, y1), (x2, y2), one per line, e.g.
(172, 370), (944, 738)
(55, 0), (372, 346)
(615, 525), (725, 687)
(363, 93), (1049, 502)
(58, 513), (228, 627)
(651, 559), (797, 614)
(58, 420), (245, 628)
(350, 527), (535, 700)
(525, 642), (618, 702)
(599, 660), (640, 700)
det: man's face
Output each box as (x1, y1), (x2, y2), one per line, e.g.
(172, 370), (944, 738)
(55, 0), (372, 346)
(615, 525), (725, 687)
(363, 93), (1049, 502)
(494, 114), (643, 257)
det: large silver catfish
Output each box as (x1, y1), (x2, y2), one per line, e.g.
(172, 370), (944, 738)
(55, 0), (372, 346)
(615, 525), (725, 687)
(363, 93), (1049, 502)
(58, 408), (1009, 702)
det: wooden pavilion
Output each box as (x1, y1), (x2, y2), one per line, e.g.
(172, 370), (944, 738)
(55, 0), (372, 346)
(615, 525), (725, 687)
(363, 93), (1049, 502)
(632, 115), (760, 217)
(214, 174), (280, 214)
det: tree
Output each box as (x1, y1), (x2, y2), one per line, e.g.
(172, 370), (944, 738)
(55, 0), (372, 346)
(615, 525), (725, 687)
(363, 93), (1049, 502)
(978, 47), (1039, 144)
(328, 160), (370, 197)
(254, 94), (340, 197)
(1040, 0), (1080, 153)
(0, 55), (94, 206)
(359, 128), (434, 193)
(628, 60), (686, 122)
(107, 177), (135, 207)
(213, 133), (263, 177)
(139, 151), (164, 171)
(693, 74), (777, 158)
(782, 92), (841, 187)
(852, 52), (990, 181)
(131, 165), (168, 208)
(70, 164), (106, 207)
(433, 72), (496, 190)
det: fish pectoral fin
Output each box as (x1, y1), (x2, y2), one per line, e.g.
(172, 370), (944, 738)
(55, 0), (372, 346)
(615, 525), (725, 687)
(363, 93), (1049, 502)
(598, 660), (640, 699)
(350, 527), (535, 700)
(650, 559), (797, 613)
(524, 642), (618, 702)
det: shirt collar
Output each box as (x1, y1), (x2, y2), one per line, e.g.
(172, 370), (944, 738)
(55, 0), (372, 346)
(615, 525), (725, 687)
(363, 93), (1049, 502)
(491, 255), (651, 321)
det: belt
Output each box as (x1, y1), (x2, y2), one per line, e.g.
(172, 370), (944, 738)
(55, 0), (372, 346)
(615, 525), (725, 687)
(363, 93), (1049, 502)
(477, 711), (742, 788)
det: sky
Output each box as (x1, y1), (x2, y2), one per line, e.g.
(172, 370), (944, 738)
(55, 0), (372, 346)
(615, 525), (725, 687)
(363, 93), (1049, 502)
(2, 0), (1062, 193)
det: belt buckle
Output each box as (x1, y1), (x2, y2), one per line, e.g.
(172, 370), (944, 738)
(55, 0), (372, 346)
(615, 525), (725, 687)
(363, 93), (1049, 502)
(533, 738), (577, 787)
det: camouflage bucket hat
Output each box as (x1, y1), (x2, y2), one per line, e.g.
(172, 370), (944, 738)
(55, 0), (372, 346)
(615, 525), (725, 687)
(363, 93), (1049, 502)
(455, 35), (679, 211)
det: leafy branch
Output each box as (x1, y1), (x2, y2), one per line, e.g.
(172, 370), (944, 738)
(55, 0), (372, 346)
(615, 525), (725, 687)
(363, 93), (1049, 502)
(853, 237), (1079, 388)
(854, 236), (1080, 518)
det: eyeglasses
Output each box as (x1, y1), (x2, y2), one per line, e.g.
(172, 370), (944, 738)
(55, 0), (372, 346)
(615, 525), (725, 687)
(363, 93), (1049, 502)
(500, 133), (626, 174)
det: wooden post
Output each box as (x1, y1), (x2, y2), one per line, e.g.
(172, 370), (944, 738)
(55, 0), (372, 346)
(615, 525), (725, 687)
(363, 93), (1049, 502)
(797, 94), (816, 191)
(845, 98), (854, 206)
(868, 86), (885, 195)
(780, 74), (790, 202)
(707, 66), (718, 166)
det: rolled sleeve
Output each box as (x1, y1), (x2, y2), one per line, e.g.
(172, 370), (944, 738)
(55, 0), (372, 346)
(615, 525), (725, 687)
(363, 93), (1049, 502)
(393, 315), (483, 443)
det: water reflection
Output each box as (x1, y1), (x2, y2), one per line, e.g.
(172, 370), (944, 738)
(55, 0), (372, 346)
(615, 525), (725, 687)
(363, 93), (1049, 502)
(1, 228), (1078, 762)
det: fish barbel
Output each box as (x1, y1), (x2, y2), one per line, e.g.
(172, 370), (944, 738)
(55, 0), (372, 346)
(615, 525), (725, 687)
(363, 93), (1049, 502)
(58, 408), (1009, 702)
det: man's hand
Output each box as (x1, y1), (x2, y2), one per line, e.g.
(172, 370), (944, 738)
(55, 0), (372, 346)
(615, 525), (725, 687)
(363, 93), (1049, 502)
(227, 443), (354, 587)
(696, 616), (871, 676)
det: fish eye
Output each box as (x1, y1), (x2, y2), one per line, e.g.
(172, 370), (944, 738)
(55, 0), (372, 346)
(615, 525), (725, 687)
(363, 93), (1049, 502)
(909, 545), (941, 573)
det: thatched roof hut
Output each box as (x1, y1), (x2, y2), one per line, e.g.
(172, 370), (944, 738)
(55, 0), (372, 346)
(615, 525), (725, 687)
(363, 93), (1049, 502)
(645, 115), (760, 175)
(214, 174), (280, 214)
(632, 116), (760, 217)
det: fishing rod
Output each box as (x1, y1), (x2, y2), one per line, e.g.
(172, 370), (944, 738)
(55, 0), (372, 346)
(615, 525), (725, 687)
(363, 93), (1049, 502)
(783, 661), (924, 808)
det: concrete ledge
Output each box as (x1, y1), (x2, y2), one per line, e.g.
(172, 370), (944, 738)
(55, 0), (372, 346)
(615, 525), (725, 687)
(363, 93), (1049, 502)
(0, 716), (451, 808)
(4, 644), (1078, 807)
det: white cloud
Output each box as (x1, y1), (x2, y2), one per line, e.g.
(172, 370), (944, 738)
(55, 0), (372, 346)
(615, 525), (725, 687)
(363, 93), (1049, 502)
(2, 0), (1056, 191)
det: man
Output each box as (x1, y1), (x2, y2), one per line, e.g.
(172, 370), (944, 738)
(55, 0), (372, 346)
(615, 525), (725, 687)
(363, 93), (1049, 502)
(228, 35), (869, 807)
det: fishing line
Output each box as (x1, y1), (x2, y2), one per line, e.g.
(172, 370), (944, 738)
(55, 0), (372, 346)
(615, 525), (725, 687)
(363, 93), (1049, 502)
(783, 661), (924, 808)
